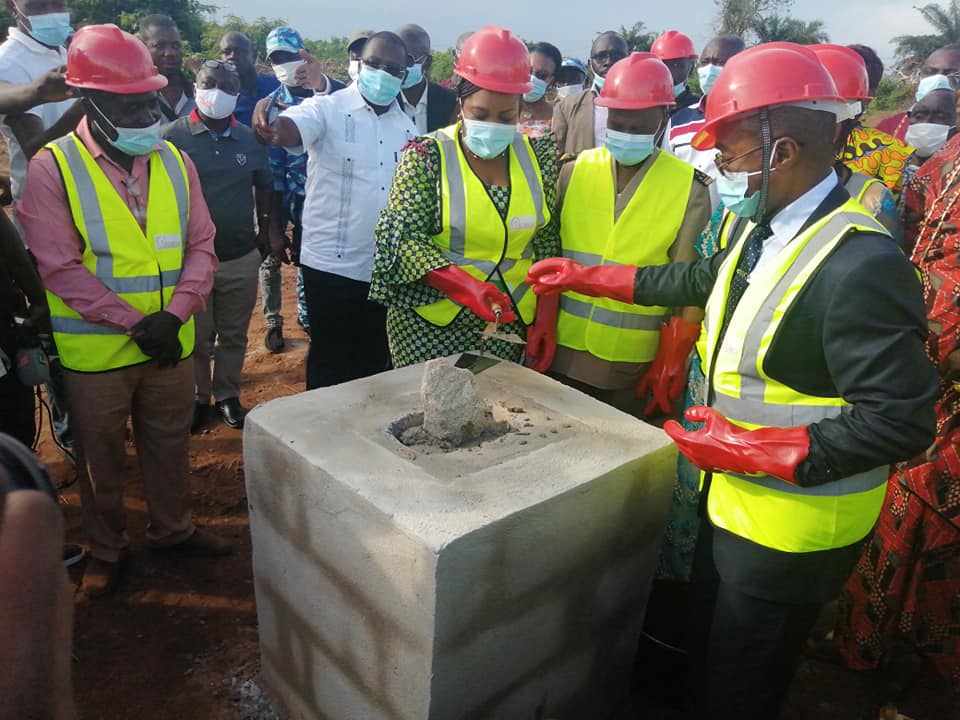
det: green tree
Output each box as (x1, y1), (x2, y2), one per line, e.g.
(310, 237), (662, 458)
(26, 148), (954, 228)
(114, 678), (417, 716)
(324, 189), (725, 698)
(619, 21), (657, 52)
(870, 76), (916, 112)
(430, 50), (456, 85)
(198, 15), (287, 61)
(893, 2), (960, 73)
(751, 15), (829, 43)
(714, 0), (791, 37)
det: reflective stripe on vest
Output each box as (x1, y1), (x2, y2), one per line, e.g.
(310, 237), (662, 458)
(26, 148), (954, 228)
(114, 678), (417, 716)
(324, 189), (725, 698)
(556, 147), (692, 363)
(844, 171), (880, 204)
(702, 198), (891, 553)
(414, 124), (548, 327)
(45, 133), (195, 372)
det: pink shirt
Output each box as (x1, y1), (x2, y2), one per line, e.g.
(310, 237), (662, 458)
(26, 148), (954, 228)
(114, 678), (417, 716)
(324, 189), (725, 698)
(17, 117), (217, 331)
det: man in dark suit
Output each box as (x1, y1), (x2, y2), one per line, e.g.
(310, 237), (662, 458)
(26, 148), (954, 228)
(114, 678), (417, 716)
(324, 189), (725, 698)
(395, 24), (456, 134)
(553, 31), (628, 158)
(528, 42), (937, 720)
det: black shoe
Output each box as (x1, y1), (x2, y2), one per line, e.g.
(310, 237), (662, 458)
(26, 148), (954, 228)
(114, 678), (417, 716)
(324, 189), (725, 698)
(215, 397), (247, 429)
(191, 402), (210, 434)
(264, 326), (284, 353)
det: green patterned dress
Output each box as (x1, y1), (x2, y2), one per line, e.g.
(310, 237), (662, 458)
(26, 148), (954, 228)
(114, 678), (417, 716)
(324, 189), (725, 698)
(369, 130), (560, 367)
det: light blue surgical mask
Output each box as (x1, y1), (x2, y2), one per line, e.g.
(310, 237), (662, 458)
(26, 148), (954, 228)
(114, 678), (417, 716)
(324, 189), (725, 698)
(698, 64), (723, 96)
(593, 73), (605, 91)
(674, 81), (686, 98)
(21, 9), (72, 48)
(717, 170), (762, 217)
(461, 118), (516, 159)
(916, 73), (953, 102)
(605, 128), (656, 166)
(89, 99), (161, 157)
(357, 65), (403, 106)
(401, 62), (424, 89)
(523, 75), (548, 103)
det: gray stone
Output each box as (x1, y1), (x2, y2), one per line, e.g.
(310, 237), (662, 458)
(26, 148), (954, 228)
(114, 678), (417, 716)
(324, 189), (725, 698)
(420, 358), (492, 446)
(243, 358), (675, 720)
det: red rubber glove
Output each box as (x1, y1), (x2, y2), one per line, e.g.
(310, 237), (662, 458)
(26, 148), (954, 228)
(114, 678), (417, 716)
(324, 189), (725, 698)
(524, 294), (559, 373)
(636, 317), (702, 416)
(664, 406), (810, 485)
(425, 265), (517, 324)
(525, 258), (637, 304)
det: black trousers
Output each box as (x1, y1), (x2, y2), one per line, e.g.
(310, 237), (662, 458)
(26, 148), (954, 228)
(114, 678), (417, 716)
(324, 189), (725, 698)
(301, 266), (390, 390)
(686, 524), (821, 720)
(0, 363), (35, 447)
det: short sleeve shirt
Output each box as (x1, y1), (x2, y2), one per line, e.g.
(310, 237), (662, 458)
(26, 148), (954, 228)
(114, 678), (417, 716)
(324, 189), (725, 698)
(282, 84), (416, 282)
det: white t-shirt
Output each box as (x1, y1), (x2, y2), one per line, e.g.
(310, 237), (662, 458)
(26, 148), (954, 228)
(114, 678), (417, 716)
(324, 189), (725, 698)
(0, 28), (73, 201)
(282, 83), (416, 282)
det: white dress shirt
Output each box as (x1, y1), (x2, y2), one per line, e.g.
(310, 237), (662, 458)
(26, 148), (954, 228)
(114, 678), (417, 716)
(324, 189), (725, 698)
(282, 84), (416, 282)
(751, 169), (838, 278)
(400, 81), (429, 135)
(0, 28), (73, 201)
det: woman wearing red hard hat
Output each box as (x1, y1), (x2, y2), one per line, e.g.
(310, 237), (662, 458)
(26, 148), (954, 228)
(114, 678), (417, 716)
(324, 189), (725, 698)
(370, 25), (560, 369)
(528, 41), (936, 717)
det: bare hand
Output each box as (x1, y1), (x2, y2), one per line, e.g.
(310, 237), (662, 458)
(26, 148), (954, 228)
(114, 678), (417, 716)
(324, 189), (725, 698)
(269, 224), (291, 264)
(252, 96), (273, 138)
(298, 49), (327, 92)
(32, 67), (74, 105)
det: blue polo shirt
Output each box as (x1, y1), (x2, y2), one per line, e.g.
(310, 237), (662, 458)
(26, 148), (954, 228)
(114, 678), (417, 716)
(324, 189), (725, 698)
(234, 74), (280, 127)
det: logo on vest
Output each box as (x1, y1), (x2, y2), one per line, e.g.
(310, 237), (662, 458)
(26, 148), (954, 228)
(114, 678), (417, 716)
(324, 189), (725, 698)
(235, 153), (247, 167)
(154, 234), (181, 252)
(508, 215), (535, 231)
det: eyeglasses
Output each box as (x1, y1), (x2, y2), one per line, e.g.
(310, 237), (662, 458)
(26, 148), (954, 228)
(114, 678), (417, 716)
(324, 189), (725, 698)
(363, 59), (406, 79)
(714, 144), (764, 178)
(590, 51), (627, 64)
(201, 59), (237, 73)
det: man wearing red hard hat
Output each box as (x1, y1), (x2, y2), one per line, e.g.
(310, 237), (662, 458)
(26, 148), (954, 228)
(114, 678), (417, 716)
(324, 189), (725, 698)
(18, 24), (232, 598)
(549, 52), (711, 416)
(650, 30), (700, 113)
(528, 42), (937, 717)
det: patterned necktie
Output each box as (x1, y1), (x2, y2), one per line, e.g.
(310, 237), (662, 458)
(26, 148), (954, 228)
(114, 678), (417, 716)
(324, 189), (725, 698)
(719, 223), (773, 340)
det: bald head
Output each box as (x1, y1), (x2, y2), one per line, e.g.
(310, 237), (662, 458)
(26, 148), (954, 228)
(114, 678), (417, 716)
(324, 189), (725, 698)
(922, 44), (960, 78)
(700, 36), (745, 67)
(219, 31), (256, 77)
(911, 88), (957, 126)
(396, 23), (430, 59)
(590, 31), (628, 78)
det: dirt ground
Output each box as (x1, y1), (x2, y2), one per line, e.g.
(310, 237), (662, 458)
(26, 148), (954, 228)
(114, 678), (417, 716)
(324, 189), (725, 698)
(35, 269), (956, 720)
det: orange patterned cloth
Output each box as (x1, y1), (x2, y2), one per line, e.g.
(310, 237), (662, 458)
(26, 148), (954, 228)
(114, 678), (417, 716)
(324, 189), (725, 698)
(839, 124), (915, 198)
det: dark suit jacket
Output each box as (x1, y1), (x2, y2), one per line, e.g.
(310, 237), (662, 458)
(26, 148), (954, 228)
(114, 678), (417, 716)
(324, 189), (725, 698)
(328, 76), (347, 94)
(426, 81), (457, 133)
(634, 183), (938, 602)
(552, 88), (597, 157)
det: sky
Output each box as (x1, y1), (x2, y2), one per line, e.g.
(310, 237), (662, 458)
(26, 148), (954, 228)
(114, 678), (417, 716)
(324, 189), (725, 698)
(218, 0), (931, 68)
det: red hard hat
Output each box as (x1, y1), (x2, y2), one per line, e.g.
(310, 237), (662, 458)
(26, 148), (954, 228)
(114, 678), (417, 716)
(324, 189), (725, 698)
(651, 30), (697, 60)
(596, 53), (675, 110)
(66, 24), (167, 94)
(809, 44), (872, 101)
(454, 25), (533, 94)
(691, 42), (841, 150)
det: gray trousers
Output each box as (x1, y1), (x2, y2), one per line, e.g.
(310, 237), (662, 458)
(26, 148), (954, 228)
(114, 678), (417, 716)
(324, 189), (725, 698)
(194, 248), (260, 402)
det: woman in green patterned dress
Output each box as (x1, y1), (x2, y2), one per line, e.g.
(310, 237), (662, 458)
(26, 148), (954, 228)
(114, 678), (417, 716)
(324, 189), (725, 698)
(370, 26), (560, 368)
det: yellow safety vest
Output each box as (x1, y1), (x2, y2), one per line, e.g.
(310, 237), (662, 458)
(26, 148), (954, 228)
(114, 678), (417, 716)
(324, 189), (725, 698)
(45, 133), (195, 372)
(414, 123), (549, 327)
(556, 147), (693, 363)
(701, 198), (890, 553)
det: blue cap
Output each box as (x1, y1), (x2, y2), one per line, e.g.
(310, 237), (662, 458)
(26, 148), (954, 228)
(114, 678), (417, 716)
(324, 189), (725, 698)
(561, 57), (587, 73)
(266, 27), (305, 57)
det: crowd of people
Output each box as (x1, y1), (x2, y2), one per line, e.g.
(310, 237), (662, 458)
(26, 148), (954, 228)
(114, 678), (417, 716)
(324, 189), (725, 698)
(0, 1), (958, 717)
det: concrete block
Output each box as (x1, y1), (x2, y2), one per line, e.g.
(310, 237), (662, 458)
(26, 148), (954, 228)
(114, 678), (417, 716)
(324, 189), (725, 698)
(243, 358), (676, 720)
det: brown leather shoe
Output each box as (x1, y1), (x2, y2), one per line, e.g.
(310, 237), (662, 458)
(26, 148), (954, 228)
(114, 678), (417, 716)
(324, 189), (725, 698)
(159, 529), (233, 557)
(80, 557), (122, 598)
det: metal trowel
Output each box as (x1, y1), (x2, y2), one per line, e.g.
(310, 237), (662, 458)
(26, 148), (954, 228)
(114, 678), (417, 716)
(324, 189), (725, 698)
(454, 303), (524, 374)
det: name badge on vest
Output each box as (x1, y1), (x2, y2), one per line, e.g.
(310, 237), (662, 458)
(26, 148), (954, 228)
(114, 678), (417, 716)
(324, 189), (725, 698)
(508, 215), (535, 231)
(155, 234), (181, 251)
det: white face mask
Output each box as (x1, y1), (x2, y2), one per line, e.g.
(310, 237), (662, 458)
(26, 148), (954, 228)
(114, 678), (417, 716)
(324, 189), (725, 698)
(273, 60), (305, 87)
(348, 59), (361, 82)
(905, 122), (953, 157)
(194, 86), (238, 120)
(555, 84), (581, 99)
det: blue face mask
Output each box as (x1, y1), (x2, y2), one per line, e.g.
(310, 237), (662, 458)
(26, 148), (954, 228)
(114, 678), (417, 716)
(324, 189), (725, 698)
(89, 99), (161, 157)
(462, 118), (516, 159)
(673, 81), (686, 98)
(401, 62), (423, 89)
(698, 64), (723, 96)
(716, 170), (762, 217)
(593, 73), (605, 91)
(23, 10), (72, 47)
(357, 65), (403, 106)
(604, 128), (656, 166)
(916, 73), (953, 101)
(523, 75), (548, 103)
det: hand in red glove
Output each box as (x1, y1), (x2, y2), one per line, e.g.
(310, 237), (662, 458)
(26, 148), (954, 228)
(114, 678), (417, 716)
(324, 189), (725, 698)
(636, 317), (702, 416)
(425, 265), (517, 324)
(525, 258), (637, 304)
(524, 294), (558, 373)
(664, 406), (810, 485)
